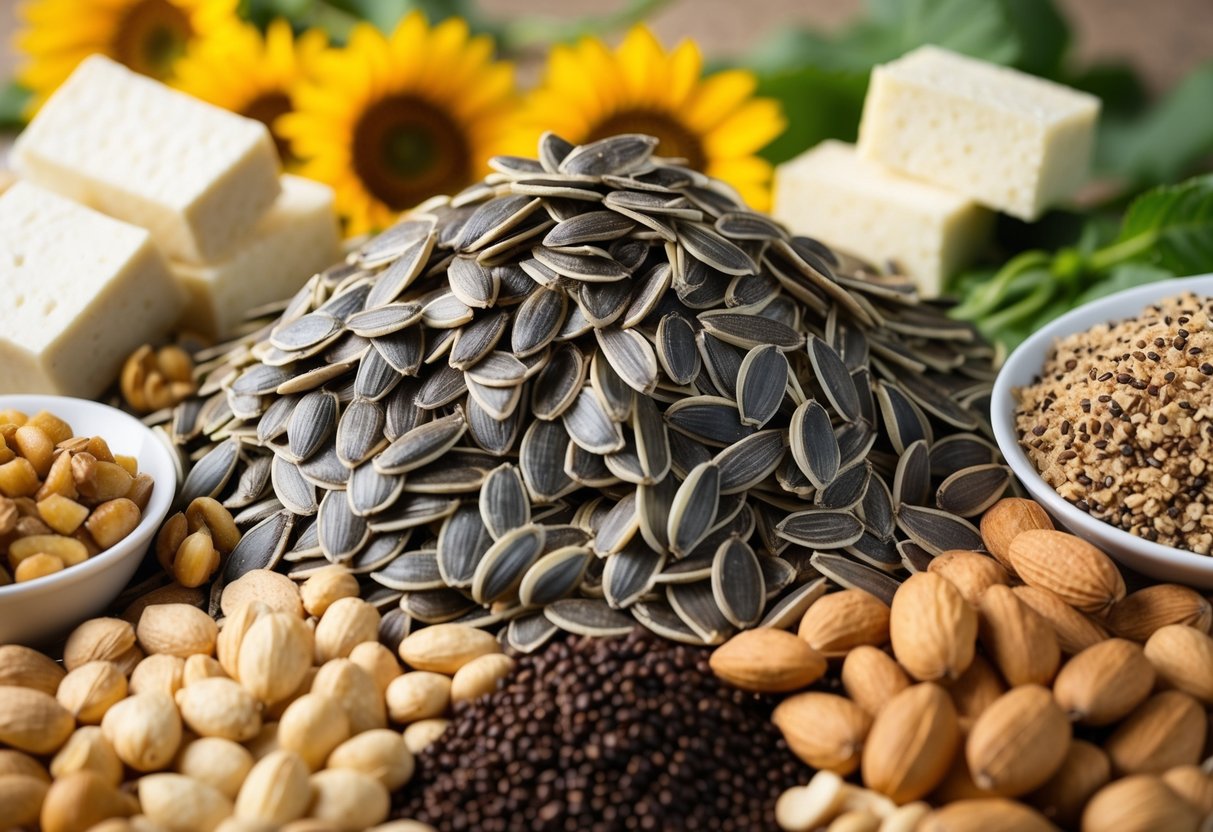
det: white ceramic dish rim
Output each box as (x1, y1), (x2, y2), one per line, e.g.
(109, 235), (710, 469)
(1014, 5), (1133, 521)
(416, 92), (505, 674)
(0, 395), (175, 598)
(992, 273), (1213, 573)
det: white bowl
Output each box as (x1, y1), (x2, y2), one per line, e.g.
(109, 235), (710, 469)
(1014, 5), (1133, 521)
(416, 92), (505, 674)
(992, 274), (1213, 587)
(0, 395), (176, 645)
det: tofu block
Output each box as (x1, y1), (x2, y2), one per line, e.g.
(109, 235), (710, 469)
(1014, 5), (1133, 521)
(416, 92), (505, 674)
(171, 175), (340, 338)
(12, 55), (281, 263)
(0, 182), (185, 397)
(773, 141), (993, 297)
(858, 46), (1100, 220)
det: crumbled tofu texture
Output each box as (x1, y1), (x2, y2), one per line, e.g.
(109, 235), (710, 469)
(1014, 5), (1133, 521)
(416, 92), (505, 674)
(171, 174), (340, 338)
(1015, 294), (1213, 554)
(858, 45), (1100, 221)
(12, 55), (281, 264)
(0, 182), (185, 397)
(772, 140), (993, 297)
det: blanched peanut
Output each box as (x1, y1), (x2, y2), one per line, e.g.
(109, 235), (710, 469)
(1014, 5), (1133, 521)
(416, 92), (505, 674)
(85, 499), (141, 549)
(0, 458), (40, 498)
(15, 553), (64, 582)
(14, 426), (54, 478)
(10, 535), (88, 567)
(37, 495), (89, 536)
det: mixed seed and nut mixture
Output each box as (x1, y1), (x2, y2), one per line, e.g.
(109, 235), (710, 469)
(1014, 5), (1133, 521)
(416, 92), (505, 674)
(709, 496), (1213, 832)
(0, 410), (153, 585)
(1016, 294), (1213, 552)
(154, 132), (1007, 645)
(120, 345), (199, 415)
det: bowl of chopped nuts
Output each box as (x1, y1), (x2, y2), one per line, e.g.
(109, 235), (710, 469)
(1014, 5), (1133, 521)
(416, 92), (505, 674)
(0, 395), (177, 645)
(993, 274), (1213, 587)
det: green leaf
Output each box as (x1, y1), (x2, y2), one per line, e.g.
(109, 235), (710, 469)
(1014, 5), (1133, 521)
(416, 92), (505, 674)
(1098, 61), (1213, 184)
(755, 66), (868, 165)
(0, 82), (31, 130)
(1114, 175), (1213, 274)
(1074, 263), (1174, 306)
(998, 0), (1069, 77)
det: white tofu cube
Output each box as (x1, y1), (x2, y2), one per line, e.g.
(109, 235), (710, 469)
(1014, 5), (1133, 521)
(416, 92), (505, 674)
(773, 141), (993, 297)
(858, 46), (1100, 220)
(0, 182), (185, 397)
(12, 55), (281, 263)
(171, 175), (340, 338)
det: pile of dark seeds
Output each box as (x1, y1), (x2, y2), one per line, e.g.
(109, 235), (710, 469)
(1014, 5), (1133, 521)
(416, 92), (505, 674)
(393, 630), (803, 831)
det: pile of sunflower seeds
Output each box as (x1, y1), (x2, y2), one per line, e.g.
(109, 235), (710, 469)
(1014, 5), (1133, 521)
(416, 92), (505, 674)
(157, 132), (1010, 652)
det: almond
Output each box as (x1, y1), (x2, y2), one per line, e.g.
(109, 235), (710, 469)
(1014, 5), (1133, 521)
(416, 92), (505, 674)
(1081, 775), (1200, 832)
(977, 585), (1059, 686)
(1104, 691), (1206, 775)
(136, 604), (218, 657)
(927, 551), (1009, 605)
(709, 629), (827, 693)
(797, 589), (890, 657)
(1145, 624), (1213, 704)
(237, 612), (313, 706)
(965, 685), (1070, 797)
(840, 646), (910, 716)
(772, 692), (871, 775)
(861, 682), (959, 804)
(1025, 740), (1110, 830)
(930, 752), (993, 804)
(920, 799), (1057, 832)
(1011, 586), (1109, 655)
(397, 624), (500, 675)
(0, 686), (75, 754)
(979, 498), (1053, 572)
(63, 618), (136, 671)
(39, 770), (138, 832)
(1052, 638), (1155, 725)
(1107, 584), (1213, 642)
(890, 573), (977, 682)
(1161, 765), (1213, 815)
(945, 654), (1006, 734)
(1007, 531), (1125, 615)
(0, 773), (48, 828)
(0, 645), (67, 695)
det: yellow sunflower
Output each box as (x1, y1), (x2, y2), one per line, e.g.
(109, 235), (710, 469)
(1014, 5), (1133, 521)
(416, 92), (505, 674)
(173, 19), (327, 162)
(513, 26), (785, 210)
(16, 0), (238, 110)
(279, 13), (517, 237)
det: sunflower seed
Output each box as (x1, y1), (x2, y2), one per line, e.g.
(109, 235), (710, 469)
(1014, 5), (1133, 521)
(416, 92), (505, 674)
(655, 312), (699, 386)
(715, 211), (784, 240)
(533, 246), (629, 283)
(270, 313), (342, 352)
(271, 454), (318, 516)
(532, 344), (586, 420)
(732, 346), (787, 430)
(711, 537), (764, 628)
(564, 389), (624, 454)
(415, 364), (467, 410)
(776, 509), (863, 549)
(666, 580), (733, 644)
(317, 489), (369, 562)
(544, 598), (635, 637)
(593, 492), (640, 556)
(347, 462), (404, 517)
(559, 134), (657, 176)
(223, 511), (293, 584)
(335, 397), (388, 468)
(520, 419), (575, 503)
(466, 351), (527, 389)
(895, 503), (984, 555)
(668, 462), (720, 557)
(375, 408), (467, 474)
(357, 216), (435, 268)
(859, 474), (895, 539)
(400, 589), (477, 624)
(936, 464), (1010, 518)
(436, 507), (493, 588)
(816, 461), (869, 510)
(893, 439), (932, 507)
(603, 543), (665, 608)
(371, 550), (445, 591)
(876, 381), (932, 454)
(631, 600), (705, 644)
(465, 396), (523, 457)
(809, 552), (899, 606)
(789, 400), (839, 489)
(224, 455), (272, 509)
(506, 612), (559, 653)
(898, 540), (934, 573)
(713, 430), (786, 495)
(254, 396), (295, 446)
(929, 434), (998, 479)
(677, 222), (756, 276)
(808, 336), (861, 422)
(758, 577), (828, 629)
(665, 397), (754, 447)
(346, 303), (423, 338)
(365, 232), (435, 308)
(177, 438), (240, 507)
(297, 443), (349, 490)
(594, 327), (658, 394)
(480, 464), (530, 539)
(369, 494), (459, 533)
(700, 313), (803, 352)
(287, 391), (338, 461)
(589, 350), (635, 420)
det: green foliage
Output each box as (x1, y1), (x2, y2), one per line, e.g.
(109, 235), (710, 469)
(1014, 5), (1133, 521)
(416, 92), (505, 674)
(754, 67), (868, 166)
(1115, 174), (1213, 273)
(0, 82), (31, 130)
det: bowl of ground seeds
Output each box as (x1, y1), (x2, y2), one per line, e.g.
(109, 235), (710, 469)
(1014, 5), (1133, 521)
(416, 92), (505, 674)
(993, 275), (1213, 586)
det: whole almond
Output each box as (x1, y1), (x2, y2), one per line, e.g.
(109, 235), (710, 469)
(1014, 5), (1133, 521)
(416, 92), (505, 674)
(49, 726), (123, 786)
(398, 624), (501, 674)
(1081, 775), (1199, 832)
(216, 601), (270, 679)
(1144, 625), (1213, 704)
(946, 655), (1006, 734)
(890, 573), (977, 682)
(1104, 690), (1206, 775)
(311, 659), (387, 734)
(176, 677), (262, 742)
(1011, 586), (1109, 655)
(63, 618), (136, 671)
(980, 498), (1053, 571)
(0, 749), (50, 781)
(175, 737), (254, 800)
(861, 682), (960, 804)
(0, 685), (75, 754)
(238, 612), (313, 706)
(930, 753), (993, 804)
(709, 629), (827, 693)
(56, 661), (127, 724)
(129, 654), (185, 698)
(772, 692), (872, 775)
(977, 585), (1059, 686)
(1026, 740), (1110, 829)
(100, 692), (182, 772)
(966, 685), (1071, 797)
(928, 551), (1010, 605)
(0, 773), (48, 827)
(235, 749), (310, 824)
(278, 693), (351, 770)
(0, 644), (67, 694)
(1161, 765), (1213, 814)
(220, 569), (303, 619)
(840, 646), (910, 716)
(39, 770), (138, 832)
(797, 589), (890, 657)
(326, 729), (415, 791)
(1108, 585), (1213, 642)
(1007, 530), (1125, 615)
(920, 799), (1057, 832)
(136, 604), (218, 657)
(1053, 638), (1155, 725)
(138, 773), (233, 832)
(315, 597), (381, 664)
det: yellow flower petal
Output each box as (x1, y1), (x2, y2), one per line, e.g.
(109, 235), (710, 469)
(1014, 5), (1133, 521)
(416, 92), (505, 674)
(683, 69), (758, 132)
(702, 98), (787, 157)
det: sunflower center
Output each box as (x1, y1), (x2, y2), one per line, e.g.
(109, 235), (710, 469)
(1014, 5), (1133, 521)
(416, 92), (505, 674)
(352, 95), (472, 211)
(111, 0), (193, 80)
(587, 111), (707, 171)
(242, 92), (294, 163)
